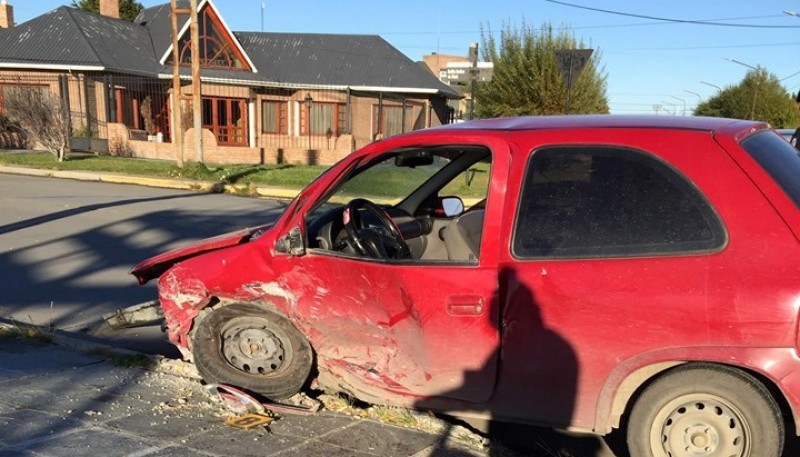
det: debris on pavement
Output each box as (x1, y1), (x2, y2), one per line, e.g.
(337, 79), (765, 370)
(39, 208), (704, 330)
(207, 384), (268, 415)
(224, 413), (274, 430)
(103, 300), (163, 329)
(154, 356), (201, 379)
(207, 383), (322, 416)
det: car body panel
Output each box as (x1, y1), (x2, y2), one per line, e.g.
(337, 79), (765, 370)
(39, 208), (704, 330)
(484, 126), (800, 430)
(134, 115), (800, 434)
(715, 129), (800, 241)
(130, 225), (270, 284)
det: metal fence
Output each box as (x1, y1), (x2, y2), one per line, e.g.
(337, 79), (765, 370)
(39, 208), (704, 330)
(0, 72), (108, 152)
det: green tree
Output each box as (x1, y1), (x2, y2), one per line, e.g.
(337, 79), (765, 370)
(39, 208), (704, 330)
(694, 69), (799, 128)
(476, 21), (609, 118)
(71, 0), (144, 22)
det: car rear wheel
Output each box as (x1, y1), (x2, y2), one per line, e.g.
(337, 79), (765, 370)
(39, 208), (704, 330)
(192, 303), (313, 400)
(627, 363), (783, 457)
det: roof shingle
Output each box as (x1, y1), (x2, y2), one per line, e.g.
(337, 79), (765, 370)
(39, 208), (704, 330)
(0, 3), (459, 98)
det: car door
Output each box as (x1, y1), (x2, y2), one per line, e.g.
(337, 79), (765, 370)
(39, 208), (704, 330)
(279, 140), (510, 404)
(490, 128), (799, 430)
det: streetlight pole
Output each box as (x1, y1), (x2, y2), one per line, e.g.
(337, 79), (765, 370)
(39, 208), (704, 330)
(661, 101), (678, 115)
(684, 89), (701, 101)
(700, 81), (722, 92)
(724, 57), (760, 120)
(684, 90), (701, 113)
(671, 96), (686, 116)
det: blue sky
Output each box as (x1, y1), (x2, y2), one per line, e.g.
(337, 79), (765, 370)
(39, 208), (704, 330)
(15, 1), (800, 115)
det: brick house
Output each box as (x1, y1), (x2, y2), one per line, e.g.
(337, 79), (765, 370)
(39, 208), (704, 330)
(0, 0), (460, 164)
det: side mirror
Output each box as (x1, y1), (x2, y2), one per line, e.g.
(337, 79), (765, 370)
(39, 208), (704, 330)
(275, 227), (305, 256)
(440, 196), (464, 217)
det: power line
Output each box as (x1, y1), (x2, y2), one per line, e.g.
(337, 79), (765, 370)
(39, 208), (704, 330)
(378, 14), (790, 37)
(780, 69), (800, 81)
(618, 41), (800, 52)
(544, 1), (800, 28)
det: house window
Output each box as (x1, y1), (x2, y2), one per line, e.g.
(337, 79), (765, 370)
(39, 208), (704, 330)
(168, 6), (250, 71)
(301, 102), (346, 136)
(201, 96), (248, 146)
(373, 103), (425, 137)
(262, 100), (287, 134)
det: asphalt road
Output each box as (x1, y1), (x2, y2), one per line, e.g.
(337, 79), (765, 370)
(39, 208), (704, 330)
(0, 174), (287, 355)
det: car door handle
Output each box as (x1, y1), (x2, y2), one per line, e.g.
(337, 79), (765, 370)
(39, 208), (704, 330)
(447, 295), (485, 316)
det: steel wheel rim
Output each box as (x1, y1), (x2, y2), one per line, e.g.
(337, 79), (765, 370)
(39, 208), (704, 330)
(649, 393), (750, 457)
(219, 316), (292, 376)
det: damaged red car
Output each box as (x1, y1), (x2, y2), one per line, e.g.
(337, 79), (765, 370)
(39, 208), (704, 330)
(132, 115), (800, 457)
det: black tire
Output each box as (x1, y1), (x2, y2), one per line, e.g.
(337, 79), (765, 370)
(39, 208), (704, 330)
(627, 363), (784, 457)
(192, 303), (313, 400)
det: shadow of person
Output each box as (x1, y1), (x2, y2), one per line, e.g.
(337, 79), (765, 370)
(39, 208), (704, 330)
(415, 267), (601, 456)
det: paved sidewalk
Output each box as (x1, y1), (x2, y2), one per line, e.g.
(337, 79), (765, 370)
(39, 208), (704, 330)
(0, 165), (301, 201)
(0, 338), (487, 457)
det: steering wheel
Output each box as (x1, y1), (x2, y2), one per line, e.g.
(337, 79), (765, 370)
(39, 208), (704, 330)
(342, 198), (411, 259)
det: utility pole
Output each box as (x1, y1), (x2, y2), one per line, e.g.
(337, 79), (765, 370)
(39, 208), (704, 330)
(170, 0), (184, 167)
(468, 42), (478, 120)
(190, 0), (202, 162)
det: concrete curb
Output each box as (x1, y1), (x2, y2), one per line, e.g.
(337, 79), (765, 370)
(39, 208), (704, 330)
(0, 164), (301, 200)
(0, 319), (205, 382)
(0, 318), (149, 359)
(0, 165), (52, 178)
(0, 163), (476, 206)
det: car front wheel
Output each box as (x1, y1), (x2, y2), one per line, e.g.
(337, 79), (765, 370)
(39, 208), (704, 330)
(627, 363), (783, 457)
(192, 303), (313, 400)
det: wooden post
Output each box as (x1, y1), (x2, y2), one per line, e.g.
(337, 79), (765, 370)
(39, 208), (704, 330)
(190, 0), (202, 162)
(170, 0), (183, 167)
(58, 74), (72, 138)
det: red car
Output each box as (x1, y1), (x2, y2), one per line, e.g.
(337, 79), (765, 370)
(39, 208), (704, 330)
(133, 116), (800, 457)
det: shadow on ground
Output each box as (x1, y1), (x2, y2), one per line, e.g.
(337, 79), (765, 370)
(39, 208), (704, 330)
(0, 179), (287, 354)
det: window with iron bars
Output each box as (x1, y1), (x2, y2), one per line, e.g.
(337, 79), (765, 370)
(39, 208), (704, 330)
(300, 102), (347, 136)
(262, 100), (288, 134)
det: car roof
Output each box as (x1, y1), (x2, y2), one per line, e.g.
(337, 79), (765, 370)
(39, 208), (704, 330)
(431, 115), (765, 136)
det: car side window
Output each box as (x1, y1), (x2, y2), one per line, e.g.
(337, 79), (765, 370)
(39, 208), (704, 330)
(513, 146), (726, 258)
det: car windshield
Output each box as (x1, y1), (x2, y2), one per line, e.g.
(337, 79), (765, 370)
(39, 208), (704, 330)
(302, 146), (492, 261)
(741, 130), (800, 208)
(306, 149), (459, 221)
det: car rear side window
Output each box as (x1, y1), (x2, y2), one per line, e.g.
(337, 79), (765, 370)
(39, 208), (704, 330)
(741, 130), (800, 209)
(513, 146), (726, 258)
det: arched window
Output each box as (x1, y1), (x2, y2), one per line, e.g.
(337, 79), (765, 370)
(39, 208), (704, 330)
(168, 6), (249, 71)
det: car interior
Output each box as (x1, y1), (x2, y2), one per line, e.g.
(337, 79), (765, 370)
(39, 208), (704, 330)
(304, 145), (492, 263)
